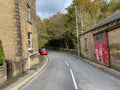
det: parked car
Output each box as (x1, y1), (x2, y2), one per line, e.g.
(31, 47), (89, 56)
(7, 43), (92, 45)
(39, 48), (48, 55)
(38, 47), (45, 53)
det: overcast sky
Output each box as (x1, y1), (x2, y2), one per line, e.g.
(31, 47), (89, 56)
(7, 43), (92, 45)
(36, 0), (73, 19)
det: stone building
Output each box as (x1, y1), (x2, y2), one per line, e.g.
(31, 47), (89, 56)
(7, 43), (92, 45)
(80, 11), (120, 71)
(0, 0), (39, 78)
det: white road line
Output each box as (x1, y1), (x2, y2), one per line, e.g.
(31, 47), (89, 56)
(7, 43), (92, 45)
(70, 69), (78, 90)
(65, 60), (69, 66)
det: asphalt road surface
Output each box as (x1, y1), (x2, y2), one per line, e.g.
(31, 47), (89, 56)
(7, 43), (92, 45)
(21, 51), (120, 90)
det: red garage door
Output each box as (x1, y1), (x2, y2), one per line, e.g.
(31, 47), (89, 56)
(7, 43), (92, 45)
(94, 32), (110, 66)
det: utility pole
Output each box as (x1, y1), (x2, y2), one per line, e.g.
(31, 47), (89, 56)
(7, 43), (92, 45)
(75, 6), (80, 57)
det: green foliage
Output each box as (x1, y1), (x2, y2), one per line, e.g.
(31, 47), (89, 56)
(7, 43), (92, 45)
(37, 16), (50, 47)
(108, 0), (120, 13)
(0, 40), (5, 65)
(37, 0), (120, 50)
(37, 13), (68, 48)
(45, 13), (66, 39)
(65, 0), (120, 32)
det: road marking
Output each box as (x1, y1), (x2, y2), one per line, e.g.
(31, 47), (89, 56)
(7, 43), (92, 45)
(70, 69), (78, 90)
(65, 60), (69, 66)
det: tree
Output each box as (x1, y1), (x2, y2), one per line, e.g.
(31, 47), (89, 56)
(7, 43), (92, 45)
(37, 13), (67, 48)
(0, 40), (5, 65)
(37, 0), (120, 49)
(63, 0), (120, 49)
(37, 16), (50, 47)
(108, 0), (120, 13)
(45, 13), (66, 39)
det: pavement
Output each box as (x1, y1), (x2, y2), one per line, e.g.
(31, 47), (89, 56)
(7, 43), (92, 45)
(69, 53), (120, 78)
(0, 55), (48, 90)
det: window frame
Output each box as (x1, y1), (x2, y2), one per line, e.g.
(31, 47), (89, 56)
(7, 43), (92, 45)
(27, 4), (31, 22)
(84, 38), (88, 52)
(28, 32), (32, 51)
(96, 33), (104, 42)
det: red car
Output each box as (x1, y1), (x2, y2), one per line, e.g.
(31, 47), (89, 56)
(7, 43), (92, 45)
(40, 49), (48, 55)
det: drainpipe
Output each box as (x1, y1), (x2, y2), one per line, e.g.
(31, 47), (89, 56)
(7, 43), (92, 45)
(28, 54), (31, 69)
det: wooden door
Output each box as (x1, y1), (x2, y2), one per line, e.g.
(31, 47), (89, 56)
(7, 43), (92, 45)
(94, 32), (110, 66)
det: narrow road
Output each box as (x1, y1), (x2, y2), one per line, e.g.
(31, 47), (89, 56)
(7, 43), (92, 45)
(21, 51), (120, 90)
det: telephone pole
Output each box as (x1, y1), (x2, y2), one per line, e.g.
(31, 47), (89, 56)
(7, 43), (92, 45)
(75, 6), (80, 56)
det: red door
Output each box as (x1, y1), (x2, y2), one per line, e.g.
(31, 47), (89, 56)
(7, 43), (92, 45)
(94, 32), (110, 66)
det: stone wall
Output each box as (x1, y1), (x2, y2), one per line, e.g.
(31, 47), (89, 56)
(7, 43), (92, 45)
(108, 27), (120, 71)
(80, 32), (96, 62)
(0, 0), (38, 78)
(0, 63), (7, 84)
(30, 53), (40, 68)
(0, 0), (18, 62)
(20, 0), (38, 70)
(80, 20), (120, 71)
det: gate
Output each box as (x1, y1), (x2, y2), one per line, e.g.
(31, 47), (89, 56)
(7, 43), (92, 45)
(94, 32), (110, 66)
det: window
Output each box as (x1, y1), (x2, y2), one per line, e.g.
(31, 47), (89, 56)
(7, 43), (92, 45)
(96, 33), (104, 42)
(28, 32), (32, 50)
(84, 38), (88, 51)
(27, 5), (31, 22)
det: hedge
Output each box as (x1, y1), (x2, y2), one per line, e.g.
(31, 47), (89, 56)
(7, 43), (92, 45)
(0, 40), (5, 65)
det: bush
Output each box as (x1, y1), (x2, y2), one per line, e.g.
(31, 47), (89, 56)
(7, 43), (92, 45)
(0, 40), (5, 65)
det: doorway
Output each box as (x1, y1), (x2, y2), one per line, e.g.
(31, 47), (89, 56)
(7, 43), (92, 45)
(94, 32), (110, 66)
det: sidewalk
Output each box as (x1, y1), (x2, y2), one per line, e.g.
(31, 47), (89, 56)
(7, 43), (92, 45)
(0, 55), (48, 90)
(71, 53), (120, 78)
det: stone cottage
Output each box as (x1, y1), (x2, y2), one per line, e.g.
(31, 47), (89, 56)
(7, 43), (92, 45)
(0, 0), (39, 78)
(80, 11), (120, 71)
